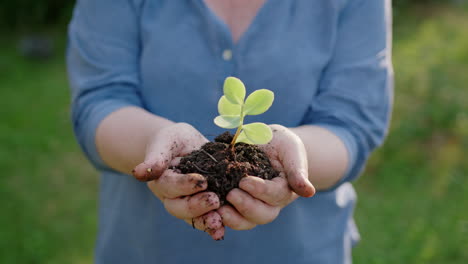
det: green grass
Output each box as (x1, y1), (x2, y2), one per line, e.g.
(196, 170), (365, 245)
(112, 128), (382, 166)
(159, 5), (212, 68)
(353, 5), (468, 264)
(0, 33), (97, 263)
(1, 4), (467, 264)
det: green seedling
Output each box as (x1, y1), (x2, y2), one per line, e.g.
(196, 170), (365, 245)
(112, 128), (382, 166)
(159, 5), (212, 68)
(214, 77), (274, 149)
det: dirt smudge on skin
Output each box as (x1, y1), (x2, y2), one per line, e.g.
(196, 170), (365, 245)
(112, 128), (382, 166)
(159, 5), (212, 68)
(194, 180), (205, 189)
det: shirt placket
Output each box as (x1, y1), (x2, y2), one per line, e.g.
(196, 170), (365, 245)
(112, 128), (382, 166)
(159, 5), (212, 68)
(193, 0), (237, 84)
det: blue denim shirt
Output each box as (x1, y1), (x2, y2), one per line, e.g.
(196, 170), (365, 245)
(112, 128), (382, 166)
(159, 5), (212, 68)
(67, 0), (393, 263)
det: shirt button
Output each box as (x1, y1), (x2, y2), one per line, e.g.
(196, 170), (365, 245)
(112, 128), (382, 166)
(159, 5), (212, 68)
(222, 49), (232, 61)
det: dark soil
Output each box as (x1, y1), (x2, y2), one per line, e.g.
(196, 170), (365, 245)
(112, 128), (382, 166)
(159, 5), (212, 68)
(174, 132), (279, 205)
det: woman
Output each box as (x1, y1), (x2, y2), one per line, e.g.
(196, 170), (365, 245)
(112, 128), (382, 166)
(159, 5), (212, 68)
(67, 0), (393, 263)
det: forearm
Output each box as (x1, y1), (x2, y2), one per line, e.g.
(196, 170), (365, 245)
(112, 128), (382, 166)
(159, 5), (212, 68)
(95, 106), (174, 174)
(291, 125), (349, 191)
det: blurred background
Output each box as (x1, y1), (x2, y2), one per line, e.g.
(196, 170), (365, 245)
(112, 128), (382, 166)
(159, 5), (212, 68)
(0, 0), (467, 263)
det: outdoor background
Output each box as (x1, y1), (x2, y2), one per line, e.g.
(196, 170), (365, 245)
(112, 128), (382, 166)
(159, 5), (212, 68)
(1, 0), (467, 263)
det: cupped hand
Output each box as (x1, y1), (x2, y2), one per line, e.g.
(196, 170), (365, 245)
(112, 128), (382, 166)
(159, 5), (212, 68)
(219, 124), (315, 230)
(132, 123), (225, 240)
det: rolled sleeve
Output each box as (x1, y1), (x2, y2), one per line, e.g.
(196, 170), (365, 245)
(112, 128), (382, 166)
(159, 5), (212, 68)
(66, 0), (143, 170)
(302, 0), (394, 183)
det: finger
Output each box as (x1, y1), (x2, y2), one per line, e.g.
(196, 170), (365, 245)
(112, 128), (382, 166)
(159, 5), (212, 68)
(133, 145), (174, 181)
(184, 211), (225, 240)
(133, 160), (166, 181)
(278, 142), (315, 197)
(226, 189), (280, 225)
(239, 176), (296, 207)
(134, 139), (180, 181)
(218, 205), (256, 230)
(207, 227), (225, 241)
(186, 211), (224, 231)
(164, 192), (220, 219)
(286, 168), (315, 198)
(147, 180), (163, 200)
(148, 170), (207, 199)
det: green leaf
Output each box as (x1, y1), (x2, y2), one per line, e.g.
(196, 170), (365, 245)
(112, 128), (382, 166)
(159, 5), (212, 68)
(214, 115), (241, 129)
(235, 130), (255, 144)
(237, 122), (272, 144)
(218, 95), (242, 115)
(223, 77), (246, 105)
(243, 89), (274, 116)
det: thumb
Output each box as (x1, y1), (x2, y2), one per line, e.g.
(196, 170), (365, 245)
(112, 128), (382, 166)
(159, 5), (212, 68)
(268, 125), (315, 197)
(132, 153), (170, 182)
(132, 138), (176, 182)
(282, 141), (315, 197)
(287, 168), (315, 198)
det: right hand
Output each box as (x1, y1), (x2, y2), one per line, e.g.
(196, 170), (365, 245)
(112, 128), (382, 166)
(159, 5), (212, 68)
(132, 123), (225, 240)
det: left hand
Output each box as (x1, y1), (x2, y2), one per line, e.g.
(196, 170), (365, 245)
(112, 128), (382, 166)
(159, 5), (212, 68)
(133, 123), (225, 240)
(218, 124), (316, 230)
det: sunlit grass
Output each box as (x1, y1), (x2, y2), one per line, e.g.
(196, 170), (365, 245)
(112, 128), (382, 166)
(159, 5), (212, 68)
(354, 5), (468, 263)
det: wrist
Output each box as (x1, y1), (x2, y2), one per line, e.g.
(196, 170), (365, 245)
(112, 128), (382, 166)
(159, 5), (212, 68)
(96, 106), (174, 174)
